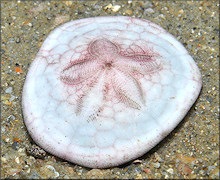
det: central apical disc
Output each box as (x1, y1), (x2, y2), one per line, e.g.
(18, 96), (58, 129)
(22, 16), (202, 168)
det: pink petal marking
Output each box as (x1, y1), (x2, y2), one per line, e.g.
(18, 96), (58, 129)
(89, 38), (119, 57)
(60, 59), (102, 85)
(115, 54), (161, 75)
(111, 69), (144, 110)
(61, 38), (159, 111)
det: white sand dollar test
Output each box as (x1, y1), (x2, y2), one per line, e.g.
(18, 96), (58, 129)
(22, 16), (202, 168)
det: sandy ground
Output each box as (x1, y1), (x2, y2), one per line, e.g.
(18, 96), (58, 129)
(1, 1), (219, 179)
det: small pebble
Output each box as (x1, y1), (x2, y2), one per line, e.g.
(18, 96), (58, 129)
(178, 162), (192, 176)
(26, 144), (46, 159)
(104, 4), (112, 9)
(29, 173), (40, 179)
(199, 170), (206, 176)
(167, 168), (174, 174)
(208, 165), (216, 171)
(104, 4), (121, 12)
(6, 115), (15, 121)
(15, 157), (20, 164)
(143, 168), (151, 174)
(86, 169), (104, 179)
(5, 100), (12, 106)
(9, 95), (15, 102)
(11, 141), (19, 150)
(154, 152), (164, 162)
(144, 8), (154, 14)
(28, 23), (33, 27)
(179, 9), (184, 14)
(5, 87), (12, 93)
(8, 168), (21, 176)
(159, 14), (166, 20)
(1, 156), (7, 162)
(16, 38), (21, 43)
(54, 15), (70, 26)
(125, 10), (133, 15)
(45, 165), (59, 178)
(112, 5), (121, 12)
(133, 159), (142, 163)
(153, 162), (160, 168)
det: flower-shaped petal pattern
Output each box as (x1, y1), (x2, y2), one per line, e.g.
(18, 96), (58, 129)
(61, 38), (154, 112)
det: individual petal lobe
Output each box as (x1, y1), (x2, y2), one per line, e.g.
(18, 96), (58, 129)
(60, 59), (102, 85)
(89, 39), (119, 57)
(115, 54), (161, 75)
(111, 69), (144, 110)
(76, 71), (106, 120)
(75, 71), (104, 114)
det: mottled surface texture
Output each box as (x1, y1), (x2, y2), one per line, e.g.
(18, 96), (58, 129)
(22, 16), (201, 168)
(1, 1), (219, 179)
